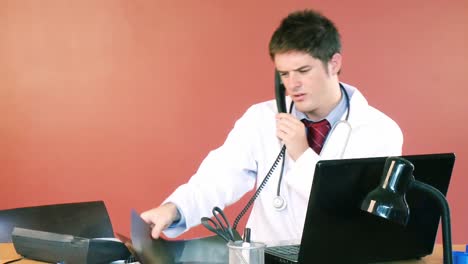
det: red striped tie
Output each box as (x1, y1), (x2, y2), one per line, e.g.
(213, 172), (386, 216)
(301, 119), (331, 154)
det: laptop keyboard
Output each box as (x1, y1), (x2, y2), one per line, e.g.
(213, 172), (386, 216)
(265, 244), (300, 261)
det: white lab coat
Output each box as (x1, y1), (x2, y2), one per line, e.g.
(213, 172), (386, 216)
(163, 83), (403, 245)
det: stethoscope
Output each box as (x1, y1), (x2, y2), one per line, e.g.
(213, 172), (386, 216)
(272, 83), (352, 211)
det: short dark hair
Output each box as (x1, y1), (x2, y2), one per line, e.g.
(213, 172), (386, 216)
(269, 9), (342, 66)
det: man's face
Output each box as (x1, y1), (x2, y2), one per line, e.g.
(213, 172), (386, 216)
(274, 51), (340, 120)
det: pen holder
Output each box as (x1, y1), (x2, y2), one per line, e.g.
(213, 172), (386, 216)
(227, 240), (265, 264)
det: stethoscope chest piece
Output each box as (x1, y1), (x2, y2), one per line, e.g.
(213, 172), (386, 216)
(273, 195), (287, 211)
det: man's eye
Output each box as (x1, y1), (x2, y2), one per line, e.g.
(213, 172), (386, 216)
(279, 72), (289, 77)
(299, 69), (310, 73)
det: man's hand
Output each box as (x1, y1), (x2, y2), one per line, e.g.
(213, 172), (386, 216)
(140, 202), (181, 239)
(276, 113), (309, 161)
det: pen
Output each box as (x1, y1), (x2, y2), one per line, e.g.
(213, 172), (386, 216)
(242, 228), (251, 264)
(243, 228), (251, 243)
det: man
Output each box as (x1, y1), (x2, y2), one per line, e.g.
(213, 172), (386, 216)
(141, 9), (403, 245)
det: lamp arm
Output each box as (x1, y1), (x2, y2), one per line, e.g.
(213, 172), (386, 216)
(412, 180), (452, 264)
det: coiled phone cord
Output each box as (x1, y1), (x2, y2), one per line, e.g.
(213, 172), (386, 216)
(232, 145), (286, 229)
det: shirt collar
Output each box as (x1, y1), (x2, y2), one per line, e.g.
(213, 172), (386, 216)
(293, 83), (350, 127)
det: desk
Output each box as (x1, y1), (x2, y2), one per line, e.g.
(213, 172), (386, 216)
(0, 243), (465, 263)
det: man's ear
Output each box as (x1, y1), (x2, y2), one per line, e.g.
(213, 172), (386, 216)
(328, 53), (342, 75)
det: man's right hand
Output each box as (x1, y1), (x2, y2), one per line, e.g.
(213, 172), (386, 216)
(276, 113), (309, 161)
(140, 202), (181, 239)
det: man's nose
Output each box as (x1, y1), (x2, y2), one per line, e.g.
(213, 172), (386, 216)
(285, 73), (301, 90)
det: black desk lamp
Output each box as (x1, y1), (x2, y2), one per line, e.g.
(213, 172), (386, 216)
(360, 156), (453, 264)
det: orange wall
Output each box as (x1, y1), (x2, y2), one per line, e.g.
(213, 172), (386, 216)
(1, 1), (467, 243)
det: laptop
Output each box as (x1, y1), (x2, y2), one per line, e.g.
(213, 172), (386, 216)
(265, 153), (455, 263)
(0, 201), (114, 242)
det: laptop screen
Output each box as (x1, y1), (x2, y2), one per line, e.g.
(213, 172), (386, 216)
(298, 153), (455, 263)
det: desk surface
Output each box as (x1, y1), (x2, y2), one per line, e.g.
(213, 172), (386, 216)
(0, 243), (465, 263)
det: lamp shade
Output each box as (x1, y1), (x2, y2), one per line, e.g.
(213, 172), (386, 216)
(360, 157), (415, 226)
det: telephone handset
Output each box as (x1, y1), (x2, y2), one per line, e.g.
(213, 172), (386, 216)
(275, 71), (287, 113)
(233, 71), (290, 228)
